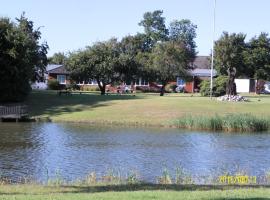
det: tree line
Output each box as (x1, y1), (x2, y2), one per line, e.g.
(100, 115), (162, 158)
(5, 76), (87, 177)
(64, 10), (197, 96)
(1, 11), (270, 102)
(215, 32), (270, 95)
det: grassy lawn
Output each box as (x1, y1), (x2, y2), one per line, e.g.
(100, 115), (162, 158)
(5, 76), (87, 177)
(1, 185), (270, 200)
(25, 90), (270, 126)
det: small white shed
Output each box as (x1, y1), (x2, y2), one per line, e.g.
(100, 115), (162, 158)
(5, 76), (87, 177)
(235, 79), (250, 93)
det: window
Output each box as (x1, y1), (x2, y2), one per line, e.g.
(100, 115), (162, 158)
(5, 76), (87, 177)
(57, 75), (66, 84)
(135, 78), (149, 86)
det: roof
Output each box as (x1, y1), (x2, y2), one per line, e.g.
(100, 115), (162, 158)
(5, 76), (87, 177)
(46, 64), (62, 72)
(192, 56), (210, 69)
(189, 68), (217, 77)
(47, 65), (70, 75)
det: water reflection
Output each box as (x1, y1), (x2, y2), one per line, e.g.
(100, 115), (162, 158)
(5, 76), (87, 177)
(0, 123), (270, 182)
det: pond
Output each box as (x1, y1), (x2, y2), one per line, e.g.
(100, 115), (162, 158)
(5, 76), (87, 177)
(0, 123), (270, 183)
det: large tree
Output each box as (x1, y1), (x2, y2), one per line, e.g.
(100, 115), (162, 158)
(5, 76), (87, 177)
(0, 14), (48, 102)
(139, 10), (168, 49)
(214, 32), (246, 95)
(67, 38), (121, 95)
(150, 41), (191, 96)
(169, 19), (197, 59)
(244, 33), (270, 93)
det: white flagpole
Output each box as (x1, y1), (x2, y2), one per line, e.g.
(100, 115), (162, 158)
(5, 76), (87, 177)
(210, 0), (216, 99)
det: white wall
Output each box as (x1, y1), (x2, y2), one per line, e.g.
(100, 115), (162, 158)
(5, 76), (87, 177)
(235, 79), (250, 93)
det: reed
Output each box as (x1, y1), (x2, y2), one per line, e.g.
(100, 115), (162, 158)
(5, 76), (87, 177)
(174, 114), (270, 132)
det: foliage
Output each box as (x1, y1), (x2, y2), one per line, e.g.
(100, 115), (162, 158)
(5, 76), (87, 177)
(47, 79), (61, 90)
(200, 76), (228, 97)
(48, 52), (67, 65)
(136, 86), (160, 93)
(214, 32), (246, 95)
(0, 14), (48, 102)
(138, 10), (168, 47)
(165, 83), (177, 93)
(169, 19), (197, 59)
(150, 41), (193, 96)
(66, 38), (121, 95)
(244, 33), (270, 93)
(174, 114), (269, 132)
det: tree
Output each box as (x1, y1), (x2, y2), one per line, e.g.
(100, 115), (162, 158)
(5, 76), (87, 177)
(0, 14), (48, 102)
(48, 52), (67, 64)
(139, 10), (169, 49)
(244, 33), (270, 93)
(67, 38), (121, 95)
(169, 19), (197, 59)
(214, 32), (246, 95)
(150, 41), (191, 96)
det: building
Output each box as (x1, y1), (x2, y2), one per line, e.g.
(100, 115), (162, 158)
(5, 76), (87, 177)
(177, 56), (217, 93)
(32, 56), (217, 93)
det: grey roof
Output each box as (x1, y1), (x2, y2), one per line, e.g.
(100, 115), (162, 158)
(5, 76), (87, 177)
(46, 64), (62, 72)
(47, 65), (70, 74)
(192, 56), (210, 69)
(189, 69), (217, 77)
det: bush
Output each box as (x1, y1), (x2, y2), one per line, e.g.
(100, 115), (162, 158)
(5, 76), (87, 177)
(66, 82), (80, 90)
(165, 83), (177, 93)
(47, 79), (61, 90)
(80, 85), (100, 91)
(200, 76), (228, 97)
(136, 86), (160, 93)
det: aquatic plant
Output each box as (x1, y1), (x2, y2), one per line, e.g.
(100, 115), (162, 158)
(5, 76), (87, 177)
(174, 114), (269, 132)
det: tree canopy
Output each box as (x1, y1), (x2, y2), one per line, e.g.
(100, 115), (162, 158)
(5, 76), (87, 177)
(48, 52), (67, 65)
(214, 32), (246, 95)
(150, 41), (191, 96)
(0, 14), (48, 102)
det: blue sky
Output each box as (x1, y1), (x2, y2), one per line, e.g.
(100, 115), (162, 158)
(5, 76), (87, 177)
(1, 0), (270, 56)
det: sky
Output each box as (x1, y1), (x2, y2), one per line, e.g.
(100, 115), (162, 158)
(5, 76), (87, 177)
(1, 0), (270, 56)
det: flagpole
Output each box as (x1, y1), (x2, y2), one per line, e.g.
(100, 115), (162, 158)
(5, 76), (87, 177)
(210, 0), (216, 99)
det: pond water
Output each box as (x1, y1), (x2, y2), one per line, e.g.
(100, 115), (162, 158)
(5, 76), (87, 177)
(0, 123), (270, 183)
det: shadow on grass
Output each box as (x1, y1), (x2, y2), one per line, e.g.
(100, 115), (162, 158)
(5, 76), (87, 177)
(25, 90), (144, 119)
(2, 184), (270, 196)
(60, 184), (270, 193)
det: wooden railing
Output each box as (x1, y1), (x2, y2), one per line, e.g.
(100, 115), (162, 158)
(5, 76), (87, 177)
(0, 105), (28, 118)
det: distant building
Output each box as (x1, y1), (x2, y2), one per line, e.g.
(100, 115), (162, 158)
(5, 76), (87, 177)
(177, 56), (217, 93)
(32, 56), (218, 93)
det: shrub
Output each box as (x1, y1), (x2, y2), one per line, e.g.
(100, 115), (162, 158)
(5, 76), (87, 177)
(165, 83), (178, 93)
(200, 76), (228, 97)
(47, 79), (61, 90)
(136, 86), (160, 93)
(80, 85), (100, 91)
(66, 82), (80, 90)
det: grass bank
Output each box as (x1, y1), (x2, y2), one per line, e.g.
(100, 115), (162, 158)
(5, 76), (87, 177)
(174, 114), (270, 132)
(25, 90), (270, 129)
(1, 184), (270, 200)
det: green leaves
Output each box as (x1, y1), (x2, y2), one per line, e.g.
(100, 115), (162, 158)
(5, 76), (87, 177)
(0, 14), (48, 102)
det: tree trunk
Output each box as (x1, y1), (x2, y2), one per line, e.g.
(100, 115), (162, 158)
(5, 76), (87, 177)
(100, 86), (106, 95)
(255, 79), (265, 94)
(226, 68), (237, 96)
(160, 84), (166, 96)
(97, 79), (106, 95)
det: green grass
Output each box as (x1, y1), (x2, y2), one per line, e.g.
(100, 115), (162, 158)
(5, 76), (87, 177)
(25, 90), (270, 127)
(1, 184), (270, 200)
(174, 114), (270, 132)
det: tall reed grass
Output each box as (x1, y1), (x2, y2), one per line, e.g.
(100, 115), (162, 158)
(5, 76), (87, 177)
(174, 114), (270, 132)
